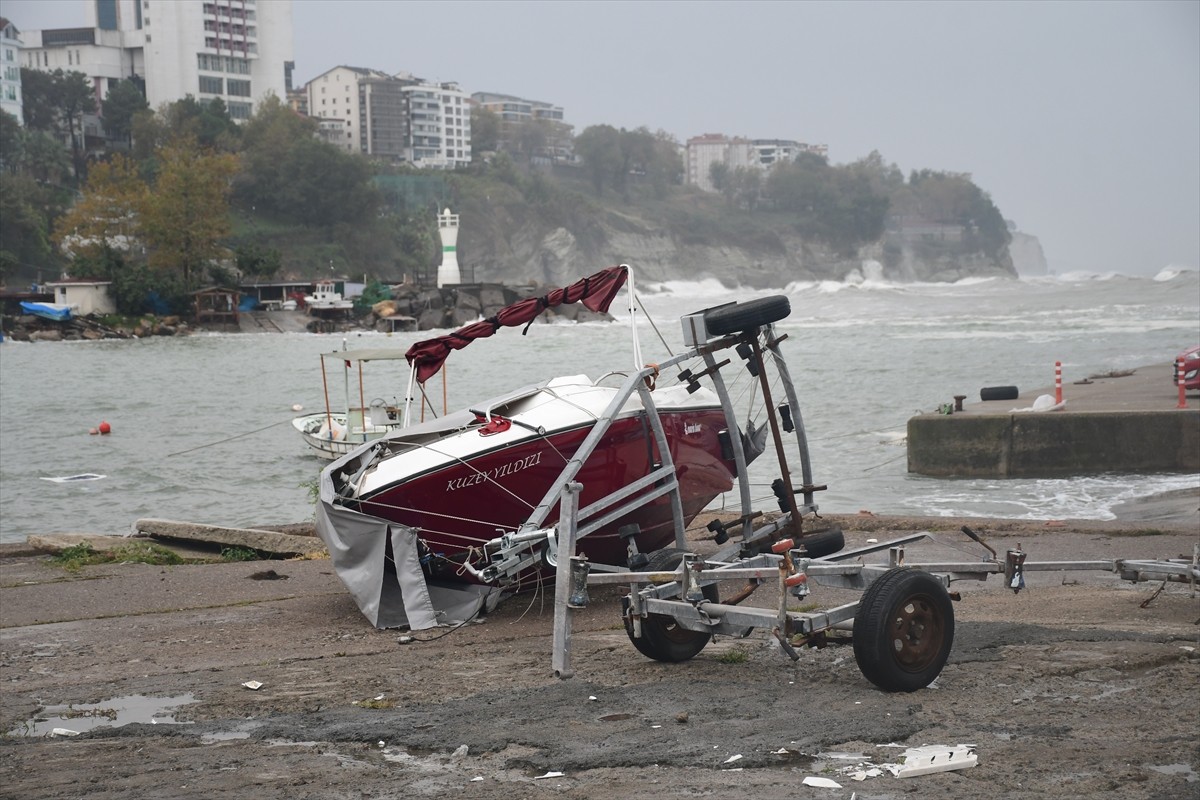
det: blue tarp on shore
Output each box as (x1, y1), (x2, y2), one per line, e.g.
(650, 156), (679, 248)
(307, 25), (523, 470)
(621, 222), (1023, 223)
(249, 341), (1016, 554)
(19, 302), (72, 322)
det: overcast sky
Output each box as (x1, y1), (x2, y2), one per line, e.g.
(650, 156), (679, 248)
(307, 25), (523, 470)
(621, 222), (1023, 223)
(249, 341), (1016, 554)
(4, 0), (1198, 277)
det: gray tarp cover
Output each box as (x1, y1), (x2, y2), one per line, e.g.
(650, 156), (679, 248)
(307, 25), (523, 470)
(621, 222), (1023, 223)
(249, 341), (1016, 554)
(315, 453), (502, 630)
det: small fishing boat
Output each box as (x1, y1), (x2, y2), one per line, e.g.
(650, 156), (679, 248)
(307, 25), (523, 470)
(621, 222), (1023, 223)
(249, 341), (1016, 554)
(292, 347), (413, 460)
(303, 280), (353, 313)
(315, 266), (811, 629)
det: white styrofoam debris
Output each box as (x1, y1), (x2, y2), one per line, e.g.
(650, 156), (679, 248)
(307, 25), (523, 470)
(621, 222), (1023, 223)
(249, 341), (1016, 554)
(242, 680), (263, 690)
(803, 776), (843, 788)
(723, 754), (743, 764)
(895, 744), (978, 778)
(533, 771), (565, 780)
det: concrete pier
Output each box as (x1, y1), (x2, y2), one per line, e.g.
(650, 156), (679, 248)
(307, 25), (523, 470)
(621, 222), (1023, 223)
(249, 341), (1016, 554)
(907, 362), (1200, 477)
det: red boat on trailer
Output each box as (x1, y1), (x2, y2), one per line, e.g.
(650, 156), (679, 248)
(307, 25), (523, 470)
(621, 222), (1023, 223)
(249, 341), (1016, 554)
(315, 265), (789, 629)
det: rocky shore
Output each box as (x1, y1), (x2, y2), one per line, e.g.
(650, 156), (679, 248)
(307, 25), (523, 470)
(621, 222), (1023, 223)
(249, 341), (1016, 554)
(1, 506), (1197, 799)
(0, 282), (614, 342)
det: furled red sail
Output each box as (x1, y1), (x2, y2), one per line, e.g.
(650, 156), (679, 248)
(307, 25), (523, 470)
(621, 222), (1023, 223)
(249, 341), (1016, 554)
(405, 265), (629, 384)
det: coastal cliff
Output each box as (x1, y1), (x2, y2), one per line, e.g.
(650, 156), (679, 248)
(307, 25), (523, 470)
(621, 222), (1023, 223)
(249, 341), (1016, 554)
(453, 189), (1018, 288)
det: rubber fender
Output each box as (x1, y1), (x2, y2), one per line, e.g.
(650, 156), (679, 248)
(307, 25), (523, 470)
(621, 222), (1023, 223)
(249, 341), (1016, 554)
(980, 385), (1019, 401)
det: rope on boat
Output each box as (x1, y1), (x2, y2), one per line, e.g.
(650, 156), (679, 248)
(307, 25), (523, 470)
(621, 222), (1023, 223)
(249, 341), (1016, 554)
(165, 419), (292, 457)
(634, 291), (674, 357)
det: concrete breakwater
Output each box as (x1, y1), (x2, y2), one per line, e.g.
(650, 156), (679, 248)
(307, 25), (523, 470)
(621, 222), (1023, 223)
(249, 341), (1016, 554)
(907, 362), (1200, 478)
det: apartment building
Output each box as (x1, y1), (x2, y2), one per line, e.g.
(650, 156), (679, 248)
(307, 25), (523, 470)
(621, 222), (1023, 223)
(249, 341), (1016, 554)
(306, 65), (389, 154)
(685, 133), (756, 192)
(18, 0), (293, 124)
(0, 18), (22, 123)
(471, 91), (572, 162)
(686, 133), (830, 192)
(305, 66), (471, 168)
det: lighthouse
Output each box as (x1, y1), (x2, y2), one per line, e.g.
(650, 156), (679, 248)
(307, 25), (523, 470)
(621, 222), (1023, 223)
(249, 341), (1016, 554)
(436, 208), (461, 287)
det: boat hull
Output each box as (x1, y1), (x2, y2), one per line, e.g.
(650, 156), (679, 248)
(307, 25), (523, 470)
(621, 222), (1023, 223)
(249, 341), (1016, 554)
(353, 407), (736, 576)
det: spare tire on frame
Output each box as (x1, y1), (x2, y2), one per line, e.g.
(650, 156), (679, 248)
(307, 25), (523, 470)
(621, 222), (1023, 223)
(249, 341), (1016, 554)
(703, 295), (791, 336)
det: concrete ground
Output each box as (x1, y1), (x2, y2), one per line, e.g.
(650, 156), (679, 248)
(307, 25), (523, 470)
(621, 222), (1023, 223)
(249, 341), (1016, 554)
(958, 362), (1194, 414)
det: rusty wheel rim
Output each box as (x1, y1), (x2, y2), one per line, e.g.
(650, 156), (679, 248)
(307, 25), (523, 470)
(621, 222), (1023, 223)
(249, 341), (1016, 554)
(888, 593), (945, 672)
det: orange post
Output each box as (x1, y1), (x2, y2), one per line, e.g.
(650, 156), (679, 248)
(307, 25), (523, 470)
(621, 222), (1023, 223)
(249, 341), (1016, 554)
(1055, 361), (1063, 405)
(1178, 358), (1187, 409)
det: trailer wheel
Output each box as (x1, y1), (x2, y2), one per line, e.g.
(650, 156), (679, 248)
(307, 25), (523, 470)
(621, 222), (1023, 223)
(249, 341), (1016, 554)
(624, 548), (717, 663)
(797, 525), (845, 558)
(703, 295), (791, 336)
(852, 568), (954, 692)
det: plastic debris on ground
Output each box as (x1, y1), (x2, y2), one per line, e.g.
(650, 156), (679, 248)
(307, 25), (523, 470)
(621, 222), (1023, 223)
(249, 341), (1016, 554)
(241, 680), (263, 690)
(894, 744), (978, 777)
(533, 771), (565, 780)
(803, 776), (843, 788)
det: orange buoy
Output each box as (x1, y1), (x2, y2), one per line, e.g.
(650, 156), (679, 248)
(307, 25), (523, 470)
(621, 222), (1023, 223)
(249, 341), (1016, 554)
(98, 421), (112, 435)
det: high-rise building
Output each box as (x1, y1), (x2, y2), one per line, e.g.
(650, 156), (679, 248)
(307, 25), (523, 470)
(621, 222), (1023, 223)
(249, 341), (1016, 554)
(0, 18), (22, 124)
(19, 0), (294, 123)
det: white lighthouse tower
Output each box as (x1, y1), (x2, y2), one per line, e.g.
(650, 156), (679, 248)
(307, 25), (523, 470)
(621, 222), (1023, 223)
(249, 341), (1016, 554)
(436, 208), (461, 287)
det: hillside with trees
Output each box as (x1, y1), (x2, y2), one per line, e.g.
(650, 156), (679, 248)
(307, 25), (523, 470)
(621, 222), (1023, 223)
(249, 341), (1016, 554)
(1, 75), (1013, 313)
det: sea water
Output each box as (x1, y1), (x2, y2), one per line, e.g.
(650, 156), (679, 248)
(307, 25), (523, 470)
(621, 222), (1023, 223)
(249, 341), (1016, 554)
(1, 268), (1197, 544)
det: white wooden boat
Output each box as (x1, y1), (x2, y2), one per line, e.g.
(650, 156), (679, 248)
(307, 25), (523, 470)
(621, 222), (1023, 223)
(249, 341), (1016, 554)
(292, 348), (414, 460)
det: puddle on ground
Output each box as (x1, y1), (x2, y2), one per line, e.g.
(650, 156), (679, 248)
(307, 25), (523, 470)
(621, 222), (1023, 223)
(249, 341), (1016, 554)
(8, 694), (196, 737)
(1147, 763), (1198, 782)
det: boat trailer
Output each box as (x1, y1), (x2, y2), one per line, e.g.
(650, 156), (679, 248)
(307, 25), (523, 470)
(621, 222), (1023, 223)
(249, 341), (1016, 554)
(534, 297), (1200, 691)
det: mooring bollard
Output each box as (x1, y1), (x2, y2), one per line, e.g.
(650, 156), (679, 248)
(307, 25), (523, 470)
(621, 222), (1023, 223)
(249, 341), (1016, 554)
(1055, 361), (1063, 405)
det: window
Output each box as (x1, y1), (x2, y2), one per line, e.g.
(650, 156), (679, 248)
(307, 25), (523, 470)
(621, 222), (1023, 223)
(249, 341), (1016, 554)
(227, 79), (251, 97)
(228, 101), (251, 119)
(199, 75), (223, 94)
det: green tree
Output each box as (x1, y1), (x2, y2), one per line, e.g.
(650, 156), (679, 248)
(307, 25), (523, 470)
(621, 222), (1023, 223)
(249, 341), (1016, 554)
(235, 243), (282, 279)
(102, 79), (150, 149)
(574, 124), (622, 196)
(731, 166), (762, 212)
(139, 138), (238, 286)
(0, 173), (60, 283)
(234, 94), (320, 216)
(276, 137), (380, 226)
(23, 131), (73, 185)
(0, 111), (25, 172)
(509, 118), (549, 163)
(55, 69), (98, 180)
(470, 106), (500, 155)
(18, 68), (58, 132)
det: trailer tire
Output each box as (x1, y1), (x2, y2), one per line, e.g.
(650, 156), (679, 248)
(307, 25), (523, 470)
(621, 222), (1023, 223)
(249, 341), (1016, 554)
(623, 548), (717, 663)
(703, 295), (791, 336)
(796, 526), (845, 558)
(980, 385), (1019, 401)
(852, 567), (954, 692)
